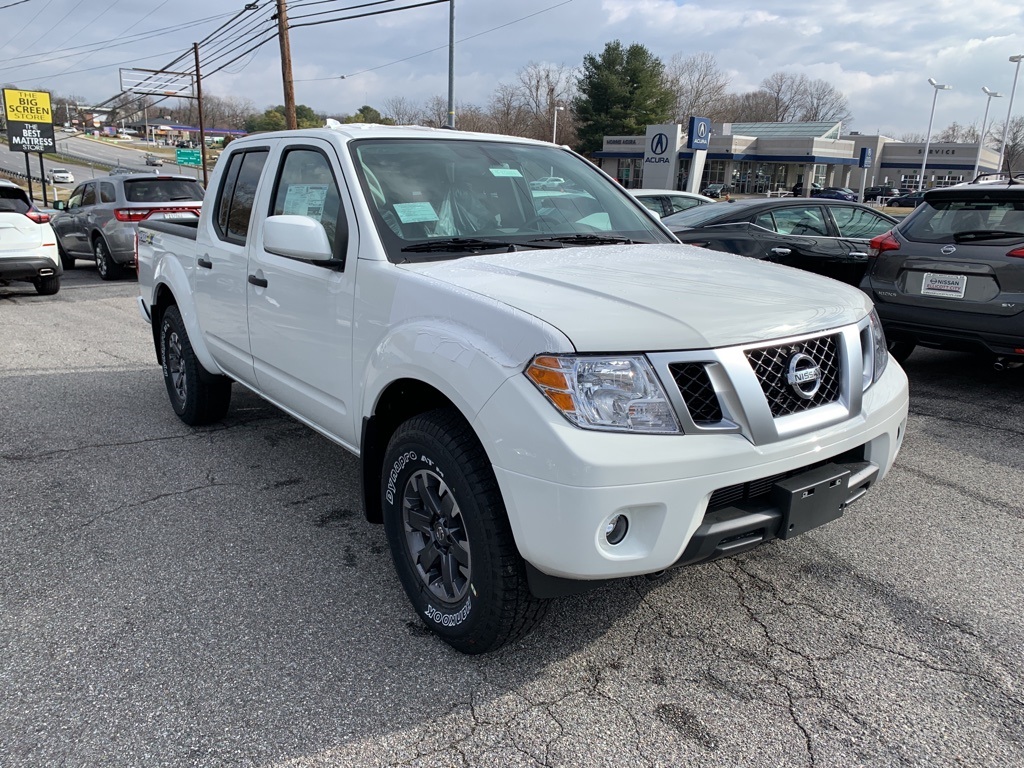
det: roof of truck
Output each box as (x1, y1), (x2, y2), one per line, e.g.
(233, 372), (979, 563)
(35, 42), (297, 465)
(234, 121), (553, 147)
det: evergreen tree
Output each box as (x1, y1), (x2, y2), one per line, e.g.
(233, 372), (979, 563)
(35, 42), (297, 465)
(572, 41), (674, 154)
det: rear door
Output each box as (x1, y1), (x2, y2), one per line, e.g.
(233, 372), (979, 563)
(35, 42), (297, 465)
(824, 204), (896, 285)
(194, 144), (274, 385)
(246, 138), (358, 445)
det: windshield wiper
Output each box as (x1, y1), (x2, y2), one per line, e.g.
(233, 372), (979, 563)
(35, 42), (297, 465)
(400, 237), (561, 253)
(953, 229), (1024, 242)
(527, 234), (637, 246)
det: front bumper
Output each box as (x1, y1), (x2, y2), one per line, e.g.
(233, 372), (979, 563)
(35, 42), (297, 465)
(475, 360), (908, 583)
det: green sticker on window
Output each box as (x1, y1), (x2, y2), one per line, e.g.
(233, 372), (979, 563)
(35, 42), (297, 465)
(489, 168), (523, 178)
(393, 202), (439, 223)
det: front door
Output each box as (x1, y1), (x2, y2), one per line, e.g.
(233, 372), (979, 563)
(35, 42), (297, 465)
(246, 140), (358, 446)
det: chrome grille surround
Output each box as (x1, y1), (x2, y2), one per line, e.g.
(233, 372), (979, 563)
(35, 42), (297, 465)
(647, 316), (870, 446)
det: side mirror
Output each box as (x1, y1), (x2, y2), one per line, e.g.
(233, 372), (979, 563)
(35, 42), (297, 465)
(263, 215), (337, 264)
(52, 200), (66, 211)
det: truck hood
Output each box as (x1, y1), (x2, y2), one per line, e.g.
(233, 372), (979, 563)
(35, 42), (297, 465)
(398, 244), (872, 351)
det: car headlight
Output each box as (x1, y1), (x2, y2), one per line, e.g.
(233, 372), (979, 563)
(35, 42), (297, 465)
(863, 308), (889, 389)
(525, 355), (681, 433)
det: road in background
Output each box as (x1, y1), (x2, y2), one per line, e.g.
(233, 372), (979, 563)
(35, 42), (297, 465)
(1, 270), (1022, 767)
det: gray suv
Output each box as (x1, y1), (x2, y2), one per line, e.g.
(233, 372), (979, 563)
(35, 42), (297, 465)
(860, 176), (1024, 367)
(52, 174), (204, 279)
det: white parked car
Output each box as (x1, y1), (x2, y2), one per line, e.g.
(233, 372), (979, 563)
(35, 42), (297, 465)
(630, 188), (715, 218)
(529, 176), (567, 190)
(0, 180), (61, 295)
(47, 168), (75, 184)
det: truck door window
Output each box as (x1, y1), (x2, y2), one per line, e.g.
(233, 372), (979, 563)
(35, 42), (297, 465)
(99, 182), (117, 203)
(214, 149), (268, 243)
(81, 184), (97, 207)
(270, 147), (343, 258)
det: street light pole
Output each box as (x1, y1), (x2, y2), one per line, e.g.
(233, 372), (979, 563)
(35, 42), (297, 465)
(998, 54), (1023, 174)
(920, 78), (952, 191)
(552, 105), (564, 143)
(973, 86), (1002, 179)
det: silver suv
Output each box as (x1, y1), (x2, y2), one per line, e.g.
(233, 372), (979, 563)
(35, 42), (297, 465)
(51, 174), (204, 279)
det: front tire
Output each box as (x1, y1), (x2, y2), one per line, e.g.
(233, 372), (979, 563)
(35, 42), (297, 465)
(94, 236), (118, 281)
(159, 306), (232, 425)
(382, 408), (547, 654)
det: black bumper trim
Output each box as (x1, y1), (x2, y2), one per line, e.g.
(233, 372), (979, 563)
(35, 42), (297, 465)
(0, 256), (63, 281)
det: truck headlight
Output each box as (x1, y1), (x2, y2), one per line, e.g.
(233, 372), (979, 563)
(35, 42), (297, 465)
(863, 308), (889, 389)
(526, 355), (681, 433)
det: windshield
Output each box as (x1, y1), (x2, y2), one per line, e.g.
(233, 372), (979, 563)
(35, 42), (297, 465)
(350, 138), (673, 262)
(900, 198), (1024, 244)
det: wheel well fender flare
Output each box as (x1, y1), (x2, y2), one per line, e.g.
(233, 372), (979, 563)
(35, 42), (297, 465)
(149, 267), (221, 375)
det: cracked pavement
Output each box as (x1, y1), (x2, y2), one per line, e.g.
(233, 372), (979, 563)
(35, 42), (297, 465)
(1, 269), (1022, 767)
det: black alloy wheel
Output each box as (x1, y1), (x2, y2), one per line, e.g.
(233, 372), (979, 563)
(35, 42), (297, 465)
(159, 305), (232, 425)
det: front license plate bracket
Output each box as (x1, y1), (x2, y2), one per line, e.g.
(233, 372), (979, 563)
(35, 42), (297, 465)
(771, 463), (850, 540)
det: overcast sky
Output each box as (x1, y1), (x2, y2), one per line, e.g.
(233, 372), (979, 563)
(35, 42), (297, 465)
(2, 0), (1023, 139)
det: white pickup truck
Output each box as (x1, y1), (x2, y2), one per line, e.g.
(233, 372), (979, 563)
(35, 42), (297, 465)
(137, 123), (909, 653)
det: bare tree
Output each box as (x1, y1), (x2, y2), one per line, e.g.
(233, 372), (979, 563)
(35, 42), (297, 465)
(758, 72), (809, 122)
(455, 102), (490, 133)
(719, 90), (778, 122)
(664, 52), (730, 122)
(992, 116), (1024, 174)
(422, 95), (449, 128)
(899, 132), (926, 142)
(487, 83), (532, 136)
(381, 95), (421, 125)
(798, 78), (851, 123)
(515, 61), (576, 141)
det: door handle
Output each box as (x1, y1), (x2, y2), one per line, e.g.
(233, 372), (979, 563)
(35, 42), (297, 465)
(847, 251), (868, 258)
(248, 274), (268, 288)
(197, 257), (213, 269)
(770, 247), (792, 256)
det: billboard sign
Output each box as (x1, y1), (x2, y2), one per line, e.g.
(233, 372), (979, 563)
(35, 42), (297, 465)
(176, 148), (202, 167)
(7, 121), (55, 153)
(3, 88), (53, 124)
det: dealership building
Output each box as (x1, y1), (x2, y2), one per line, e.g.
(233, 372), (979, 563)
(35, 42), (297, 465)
(592, 121), (1002, 194)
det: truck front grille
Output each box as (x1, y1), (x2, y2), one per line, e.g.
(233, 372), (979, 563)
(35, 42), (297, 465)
(668, 362), (722, 424)
(746, 334), (841, 417)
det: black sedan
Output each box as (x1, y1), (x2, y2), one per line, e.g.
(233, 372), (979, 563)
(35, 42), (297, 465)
(662, 198), (898, 285)
(887, 189), (928, 208)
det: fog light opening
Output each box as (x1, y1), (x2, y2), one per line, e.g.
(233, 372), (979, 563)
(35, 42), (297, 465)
(604, 514), (629, 545)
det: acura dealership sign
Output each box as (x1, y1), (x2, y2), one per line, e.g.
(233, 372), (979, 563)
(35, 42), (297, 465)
(642, 124), (681, 189)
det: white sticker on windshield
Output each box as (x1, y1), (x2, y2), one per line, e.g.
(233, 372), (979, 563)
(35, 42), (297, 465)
(489, 168), (523, 178)
(393, 202), (439, 223)
(283, 184), (329, 220)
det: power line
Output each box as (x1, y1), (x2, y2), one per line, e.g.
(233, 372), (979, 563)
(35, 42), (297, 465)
(288, 0), (447, 31)
(295, 0), (574, 82)
(288, 0), (403, 22)
(0, 0), (37, 10)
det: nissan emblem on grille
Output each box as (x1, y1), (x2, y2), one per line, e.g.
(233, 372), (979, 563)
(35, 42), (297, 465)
(786, 352), (821, 400)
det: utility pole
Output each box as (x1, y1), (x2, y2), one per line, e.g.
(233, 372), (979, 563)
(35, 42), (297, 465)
(276, 0), (297, 130)
(194, 42), (209, 187)
(446, 0), (455, 128)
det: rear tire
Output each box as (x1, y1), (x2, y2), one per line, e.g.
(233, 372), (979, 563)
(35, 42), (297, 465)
(94, 236), (119, 281)
(33, 275), (60, 295)
(382, 408), (547, 654)
(888, 340), (915, 364)
(159, 306), (232, 425)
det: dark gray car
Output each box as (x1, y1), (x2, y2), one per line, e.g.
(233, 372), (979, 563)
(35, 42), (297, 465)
(51, 175), (204, 279)
(860, 179), (1024, 366)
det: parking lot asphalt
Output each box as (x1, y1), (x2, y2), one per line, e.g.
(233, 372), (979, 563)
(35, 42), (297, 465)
(2, 266), (1022, 767)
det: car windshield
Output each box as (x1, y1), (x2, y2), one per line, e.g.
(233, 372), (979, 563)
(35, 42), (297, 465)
(350, 138), (673, 262)
(123, 178), (205, 203)
(52, 168), (69, 174)
(900, 199), (1024, 244)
